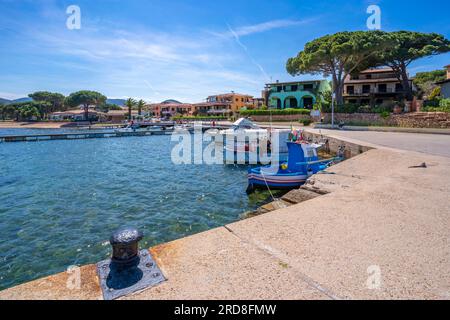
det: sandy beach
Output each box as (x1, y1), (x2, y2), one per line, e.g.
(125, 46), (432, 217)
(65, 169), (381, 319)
(0, 121), (68, 129)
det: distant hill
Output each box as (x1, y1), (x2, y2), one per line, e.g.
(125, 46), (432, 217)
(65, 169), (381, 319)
(12, 97), (32, 103)
(106, 99), (126, 106)
(0, 97), (32, 104)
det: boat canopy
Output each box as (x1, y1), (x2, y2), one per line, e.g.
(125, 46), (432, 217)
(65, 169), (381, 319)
(231, 118), (261, 130)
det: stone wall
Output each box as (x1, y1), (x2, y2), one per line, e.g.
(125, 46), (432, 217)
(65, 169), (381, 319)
(322, 112), (450, 129)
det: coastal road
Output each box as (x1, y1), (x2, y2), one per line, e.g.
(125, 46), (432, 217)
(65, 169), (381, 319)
(303, 129), (450, 158)
(248, 122), (450, 158)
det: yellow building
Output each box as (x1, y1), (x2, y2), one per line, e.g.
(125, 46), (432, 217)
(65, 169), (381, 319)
(204, 92), (254, 114)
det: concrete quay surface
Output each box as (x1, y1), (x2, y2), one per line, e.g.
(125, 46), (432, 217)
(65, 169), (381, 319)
(1, 133), (449, 300)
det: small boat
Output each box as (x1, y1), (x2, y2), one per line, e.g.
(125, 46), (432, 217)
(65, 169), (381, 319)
(223, 136), (289, 164)
(115, 124), (164, 133)
(218, 119), (291, 164)
(247, 141), (338, 193)
(214, 118), (269, 139)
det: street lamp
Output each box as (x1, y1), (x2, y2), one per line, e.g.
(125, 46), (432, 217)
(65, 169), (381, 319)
(331, 91), (336, 129)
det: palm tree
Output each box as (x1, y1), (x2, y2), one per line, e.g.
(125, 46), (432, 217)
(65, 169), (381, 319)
(125, 98), (137, 121)
(137, 99), (145, 116)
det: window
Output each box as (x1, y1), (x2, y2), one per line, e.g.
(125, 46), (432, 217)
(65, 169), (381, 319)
(277, 86), (282, 92)
(378, 84), (387, 93)
(362, 85), (371, 94)
(376, 99), (384, 105)
(395, 83), (403, 92)
(347, 86), (355, 94)
(303, 84), (313, 90)
(291, 85), (298, 92)
(366, 74), (372, 79)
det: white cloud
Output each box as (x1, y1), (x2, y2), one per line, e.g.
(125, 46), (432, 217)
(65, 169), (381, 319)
(4, 16), (317, 102)
(213, 18), (319, 38)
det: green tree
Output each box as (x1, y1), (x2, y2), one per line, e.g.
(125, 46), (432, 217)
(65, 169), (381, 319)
(378, 31), (450, 101)
(136, 99), (146, 116)
(125, 98), (137, 120)
(65, 91), (107, 121)
(8, 102), (42, 121)
(96, 103), (123, 113)
(19, 105), (41, 121)
(29, 91), (66, 115)
(0, 104), (17, 120)
(429, 86), (441, 100)
(287, 31), (392, 105)
(413, 69), (447, 99)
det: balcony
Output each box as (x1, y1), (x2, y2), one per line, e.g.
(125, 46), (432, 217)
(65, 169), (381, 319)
(345, 87), (406, 96)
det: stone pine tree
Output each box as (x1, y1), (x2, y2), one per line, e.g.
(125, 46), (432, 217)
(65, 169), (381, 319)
(378, 31), (450, 101)
(65, 91), (107, 121)
(287, 31), (392, 105)
(29, 91), (66, 118)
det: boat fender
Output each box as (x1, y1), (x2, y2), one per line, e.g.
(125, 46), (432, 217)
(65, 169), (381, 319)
(280, 163), (288, 170)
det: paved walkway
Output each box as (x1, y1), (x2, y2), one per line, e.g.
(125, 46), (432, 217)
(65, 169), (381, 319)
(1, 133), (449, 300)
(304, 128), (450, 158)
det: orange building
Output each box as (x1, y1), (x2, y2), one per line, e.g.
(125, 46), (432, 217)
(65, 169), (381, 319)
(147, 100), (194, 118)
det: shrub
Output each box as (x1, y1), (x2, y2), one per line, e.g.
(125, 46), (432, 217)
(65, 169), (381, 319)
(299, 118), (312, 126)
(380, 111), (391, 119)
(429, 87), (441, 100)
(321, 103), (358, 113)
(356, 105), (372, 113)
(440, 98), (450, 109)
(422, 98), (450, 112)
(373, 102), (396, 114)
(239, 108), (310, 116)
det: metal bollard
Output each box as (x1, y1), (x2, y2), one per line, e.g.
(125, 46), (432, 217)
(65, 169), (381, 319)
(96, 227), (166, 300)
(110, 227), (143, 267)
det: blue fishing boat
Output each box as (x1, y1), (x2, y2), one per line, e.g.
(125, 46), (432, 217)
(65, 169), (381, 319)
(247, 141), (338, 193)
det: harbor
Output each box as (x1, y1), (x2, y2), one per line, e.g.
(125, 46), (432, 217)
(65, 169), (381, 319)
(1, 0), (450, 305)
(1, 130), (449, 300)
(0, 123), (230, 143)
(0, 118), (346, 291)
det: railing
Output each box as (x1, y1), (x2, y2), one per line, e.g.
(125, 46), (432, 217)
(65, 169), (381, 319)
(345, 88), (405, 95)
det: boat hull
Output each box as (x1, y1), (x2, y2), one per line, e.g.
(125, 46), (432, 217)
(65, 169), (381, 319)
(247, 168), (309, 189)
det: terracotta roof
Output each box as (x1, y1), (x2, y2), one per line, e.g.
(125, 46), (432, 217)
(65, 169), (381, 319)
(148, 103), (193, 108)
(194, 102), (232, 107)
(265, 80), (324, 86)
(207, 93), (253, 98)
(106, 110), (139, 115)
(359, 68), (394, 74)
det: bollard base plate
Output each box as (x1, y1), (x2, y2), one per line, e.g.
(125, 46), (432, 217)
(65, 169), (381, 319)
(97, 249), (166, 300)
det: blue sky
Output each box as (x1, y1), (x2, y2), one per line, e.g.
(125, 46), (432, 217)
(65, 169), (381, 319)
(1, 0), (449, 102)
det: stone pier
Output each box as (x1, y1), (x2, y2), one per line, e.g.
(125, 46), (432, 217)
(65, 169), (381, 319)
(1, 133), (449, 300)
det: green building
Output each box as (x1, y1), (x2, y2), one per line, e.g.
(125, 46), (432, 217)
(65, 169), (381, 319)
(264, 80), (331, 109)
